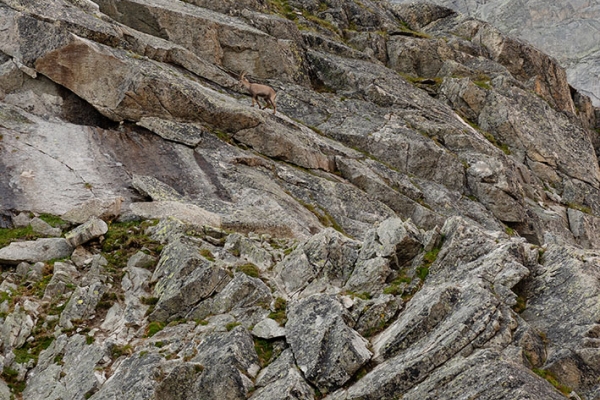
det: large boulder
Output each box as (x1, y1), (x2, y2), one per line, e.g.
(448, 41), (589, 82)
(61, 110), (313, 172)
(0, 238), (73, 265)
(286, 294), (372, 393)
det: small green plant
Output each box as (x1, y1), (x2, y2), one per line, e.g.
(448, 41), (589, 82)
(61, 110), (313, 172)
(237, 263), (260, 278)
(2, 366), (26, 394)
(0, 225), (43, 248)
(199, 248), (215, 262)
(473, 74), (492, 90)
(566, 202), (592, 214)
(111, 344), (133, 358)
(38, 213), (68, 228)
(269, 297), (287, 325)
(505, 225), (517, 236)
(146, 321), (165, 338)
(416, 265), (429, 282)
(197, 319), (209, 326)
(383, 274), (412, 296)
(267, 0), (297, 20)
(254, 338), (275, 367)
(532, 368), (572, 396)
(513, 295), (527, 313)
(141, 296), (160, 306)
(86, 335), (95, 345)
(225, 322), (241, 331)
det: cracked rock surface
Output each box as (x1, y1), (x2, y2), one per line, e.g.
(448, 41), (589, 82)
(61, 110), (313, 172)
(1, 0), (600, 399)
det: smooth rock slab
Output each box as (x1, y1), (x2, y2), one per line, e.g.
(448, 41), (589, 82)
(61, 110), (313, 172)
(0, 238), (73, 265)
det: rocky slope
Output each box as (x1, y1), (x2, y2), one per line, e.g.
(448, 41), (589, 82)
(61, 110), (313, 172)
(1, 0), (600, 399)
(392, 0), (600, 106)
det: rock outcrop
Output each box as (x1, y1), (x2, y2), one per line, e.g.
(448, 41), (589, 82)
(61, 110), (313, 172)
(1, 0), (600, 399)
(392, 0), (600, 107)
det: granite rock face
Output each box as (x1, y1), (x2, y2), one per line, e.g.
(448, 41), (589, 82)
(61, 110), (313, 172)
(1, 0), (600, 399)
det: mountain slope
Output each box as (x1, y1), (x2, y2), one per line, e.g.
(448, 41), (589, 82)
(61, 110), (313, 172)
(1, 0), (600, 399)
(392, 0), (600, 105)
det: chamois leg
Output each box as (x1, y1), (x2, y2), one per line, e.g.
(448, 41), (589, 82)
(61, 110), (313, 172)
(268, 97), (276, 114)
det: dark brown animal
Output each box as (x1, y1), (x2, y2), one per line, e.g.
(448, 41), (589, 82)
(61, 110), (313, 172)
(239, 72), (277, 115)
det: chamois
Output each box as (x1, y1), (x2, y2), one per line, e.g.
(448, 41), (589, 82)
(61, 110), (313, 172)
(239, 72), (277, 115)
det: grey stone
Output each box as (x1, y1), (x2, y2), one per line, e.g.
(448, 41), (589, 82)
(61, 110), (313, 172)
(252, 318), (286, 339)
(286, 294), (372, 392)
(12, 212), (32, 228)
(59, 281), (107, 329)
(24, 334), (105, 400)
(274, 228), (360, 295)
(62, 197), (124, 224)
(137, 117), (206, 147)
(30, 217), (62, 237)
(126, 251), (157, 270)
(210, 272), (272, 314)
(65, 217), (108, 247)
(149, 236), (230, 322)
(0, 238), (73, 265)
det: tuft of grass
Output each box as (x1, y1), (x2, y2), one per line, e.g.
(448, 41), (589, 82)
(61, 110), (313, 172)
(237, 263), (260, 278)
(566, 202), (592, 215)
(298, 199), (346, 235)
(267, 0), (297, 20)
(38, 213), (69, 228)
(532, 368), (573, 396)
(2, 366), (26, 394)
(146, 321), (165, 338)
(473, 74), (492, 90)
(254, 338), (275, 367)
(513, 294), (527, 313)
(111, 344), (133, 358)
(383, 274), (412, 296)
(416, 265), (429, 282)
(200, 248), (215, 262)
(0, 225), (43, 248)
(225, 322), (241, 331)
(269, 297), (287, 326)
(483, 132), (511, 155)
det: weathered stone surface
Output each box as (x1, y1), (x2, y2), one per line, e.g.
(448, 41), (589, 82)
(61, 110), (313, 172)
(286, 294), (372, 392)
(0, 305), (34, 351)
(62, 197), (124, 224)
(520, 245), (600, 393)
(126, 251), (157, 270)
(87, 352), (164, 400)
(65, 217), (108, 247)
(2, 0), (600, 399)
(0, 380), (10, 400)
(274, 228), (360, 296)
(149, 236), (230, 322)
(130, 201), (221, 228)
(30, 217), (62, 237)
(0, 238), (73, 265)
(210, 272), (272, 314)
(395, 0), (600, 107)
(250, 368), (314, 400)
(59, 281), (107, 329)
(192, 326), (260, 399)
(23, 334), (105, 400)
(137, 117), (206, 147)
(224, 233), (275, 271)
(252, 318), (285, 339)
